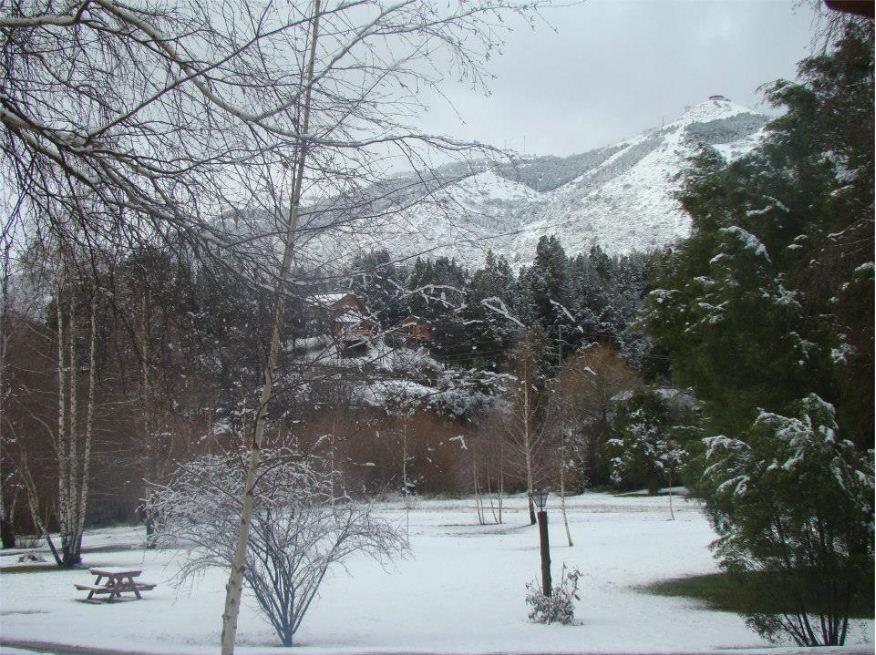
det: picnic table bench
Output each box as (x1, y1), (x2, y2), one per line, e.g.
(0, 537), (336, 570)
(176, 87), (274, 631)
(75, 568), (156, 601)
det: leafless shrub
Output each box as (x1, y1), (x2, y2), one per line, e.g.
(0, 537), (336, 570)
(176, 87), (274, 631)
(148, 448), (407, 647)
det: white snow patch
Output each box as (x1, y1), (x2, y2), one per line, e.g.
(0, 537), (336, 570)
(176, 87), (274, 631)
(4, 495), (871, 654)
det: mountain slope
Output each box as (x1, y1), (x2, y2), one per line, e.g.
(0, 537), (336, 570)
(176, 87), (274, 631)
(238, 98), (769, 270)
(503, 98), (768, 261)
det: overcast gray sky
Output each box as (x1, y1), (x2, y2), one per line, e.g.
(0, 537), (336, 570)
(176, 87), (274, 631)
(418, 0), (823, 157)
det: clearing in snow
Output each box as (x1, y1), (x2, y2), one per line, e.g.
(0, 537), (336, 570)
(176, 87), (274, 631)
(0, 493), (872, 654)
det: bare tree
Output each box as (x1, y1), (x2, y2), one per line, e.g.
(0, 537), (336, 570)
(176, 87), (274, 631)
(5, 1), (539, 650)
(48, 245), (100, 566)
(500, 328), (550, 524)
(149, 449), (406, 647)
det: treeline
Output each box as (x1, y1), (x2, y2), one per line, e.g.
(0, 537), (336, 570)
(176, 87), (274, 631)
(346, 240), (654, 372)
(0, 234), (666, 543)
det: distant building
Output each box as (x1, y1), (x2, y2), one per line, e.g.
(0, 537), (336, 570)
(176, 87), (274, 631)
(306, 292), (375, 347)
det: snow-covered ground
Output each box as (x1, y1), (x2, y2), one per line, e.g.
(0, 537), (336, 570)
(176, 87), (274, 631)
(1, 493), (872, 654)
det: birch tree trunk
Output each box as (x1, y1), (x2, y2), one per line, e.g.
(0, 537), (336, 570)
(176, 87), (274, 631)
(54, 272), (73, 564)
(75, 293), (99, 556)
(64, 285), (79, 566)
(219, 4), (321, 653)
(51, 262), (97, 567)
(140, 288), (160, 548)
(19, 448), (61, 564)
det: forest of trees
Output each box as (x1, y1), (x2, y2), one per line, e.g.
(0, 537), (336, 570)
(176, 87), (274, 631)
(0, 233), (671, 543)
(1, 18), (872, 561)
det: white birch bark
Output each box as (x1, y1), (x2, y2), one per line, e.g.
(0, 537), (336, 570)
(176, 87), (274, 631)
(0, 247), (9, 545)
(75, 292), (98, 554)
(219, 4), (321, 652)
(19, 449), (61, 564)
(54, 273), (71, 560)
(65, 284), (79, 564)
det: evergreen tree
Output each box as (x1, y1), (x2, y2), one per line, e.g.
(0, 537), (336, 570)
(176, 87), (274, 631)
(646, 21), (873, 447)
(517, 236), (573, 368)
(646, 19), (874, 647)
(461, 251), (519, 369)
(348, 250), (409, 329)
(607, 389), (691, 495)
(406, 256), (468, 363)
(701, 395), (873, 646)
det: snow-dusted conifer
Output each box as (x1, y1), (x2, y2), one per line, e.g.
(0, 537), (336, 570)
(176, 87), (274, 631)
(700, 393), (873, 646)
(607, 390), (687, 497)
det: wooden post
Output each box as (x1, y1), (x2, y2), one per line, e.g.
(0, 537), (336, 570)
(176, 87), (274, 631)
(537, 509), (551, 596)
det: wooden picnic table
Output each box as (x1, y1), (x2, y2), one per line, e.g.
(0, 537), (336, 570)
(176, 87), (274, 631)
(75, 568), (156, 601)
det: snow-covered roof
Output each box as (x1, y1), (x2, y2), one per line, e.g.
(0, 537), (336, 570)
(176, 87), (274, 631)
(310, 292), (356, 307)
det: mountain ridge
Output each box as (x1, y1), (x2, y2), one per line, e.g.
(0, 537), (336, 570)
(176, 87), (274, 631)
(227, 98), (770, 271)
(355, 97), (769, 267)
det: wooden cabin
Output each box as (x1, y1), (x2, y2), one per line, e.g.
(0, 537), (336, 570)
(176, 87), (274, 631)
(306, 292), (375, 344)
(400, 315), (432, 343)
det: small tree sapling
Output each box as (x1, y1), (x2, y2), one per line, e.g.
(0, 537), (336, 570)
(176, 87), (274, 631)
(525, 564), (582, 625)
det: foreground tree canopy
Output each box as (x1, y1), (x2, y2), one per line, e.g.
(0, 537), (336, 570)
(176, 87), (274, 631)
(646, 21), (874, 449)
(646, 19), (874, 646)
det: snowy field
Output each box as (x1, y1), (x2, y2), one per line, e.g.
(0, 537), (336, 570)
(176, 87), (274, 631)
(0, 493), (872, 655)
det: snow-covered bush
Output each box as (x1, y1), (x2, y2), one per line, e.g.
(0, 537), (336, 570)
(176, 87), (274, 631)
(148, 449), (407, 646)
(701, 394), (874, 646)
(525, 565), (582, 625)
(607, 390), (689, 495)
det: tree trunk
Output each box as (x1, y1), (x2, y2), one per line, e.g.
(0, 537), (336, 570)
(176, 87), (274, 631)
(75, 292), (98, 556)
(141, 289), (159, 548)
(402, 419), (411, 536)
(559, 430), (573, 546)
(63, 285), (80, 567)
(19, 452), (61, 565)
(471, 442), (484, 525)
(54, 273), (75, 566)
(523, 358), (535, 525)
(498, 433), (504, 524)
(219, 5), (321, 653)
(0, 248), (14, 549)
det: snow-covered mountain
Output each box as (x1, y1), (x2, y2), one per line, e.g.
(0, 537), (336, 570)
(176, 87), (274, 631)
(504, 98), (767, 261)
(227, 97), (768, 270)
(338, 97), (768, 267)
